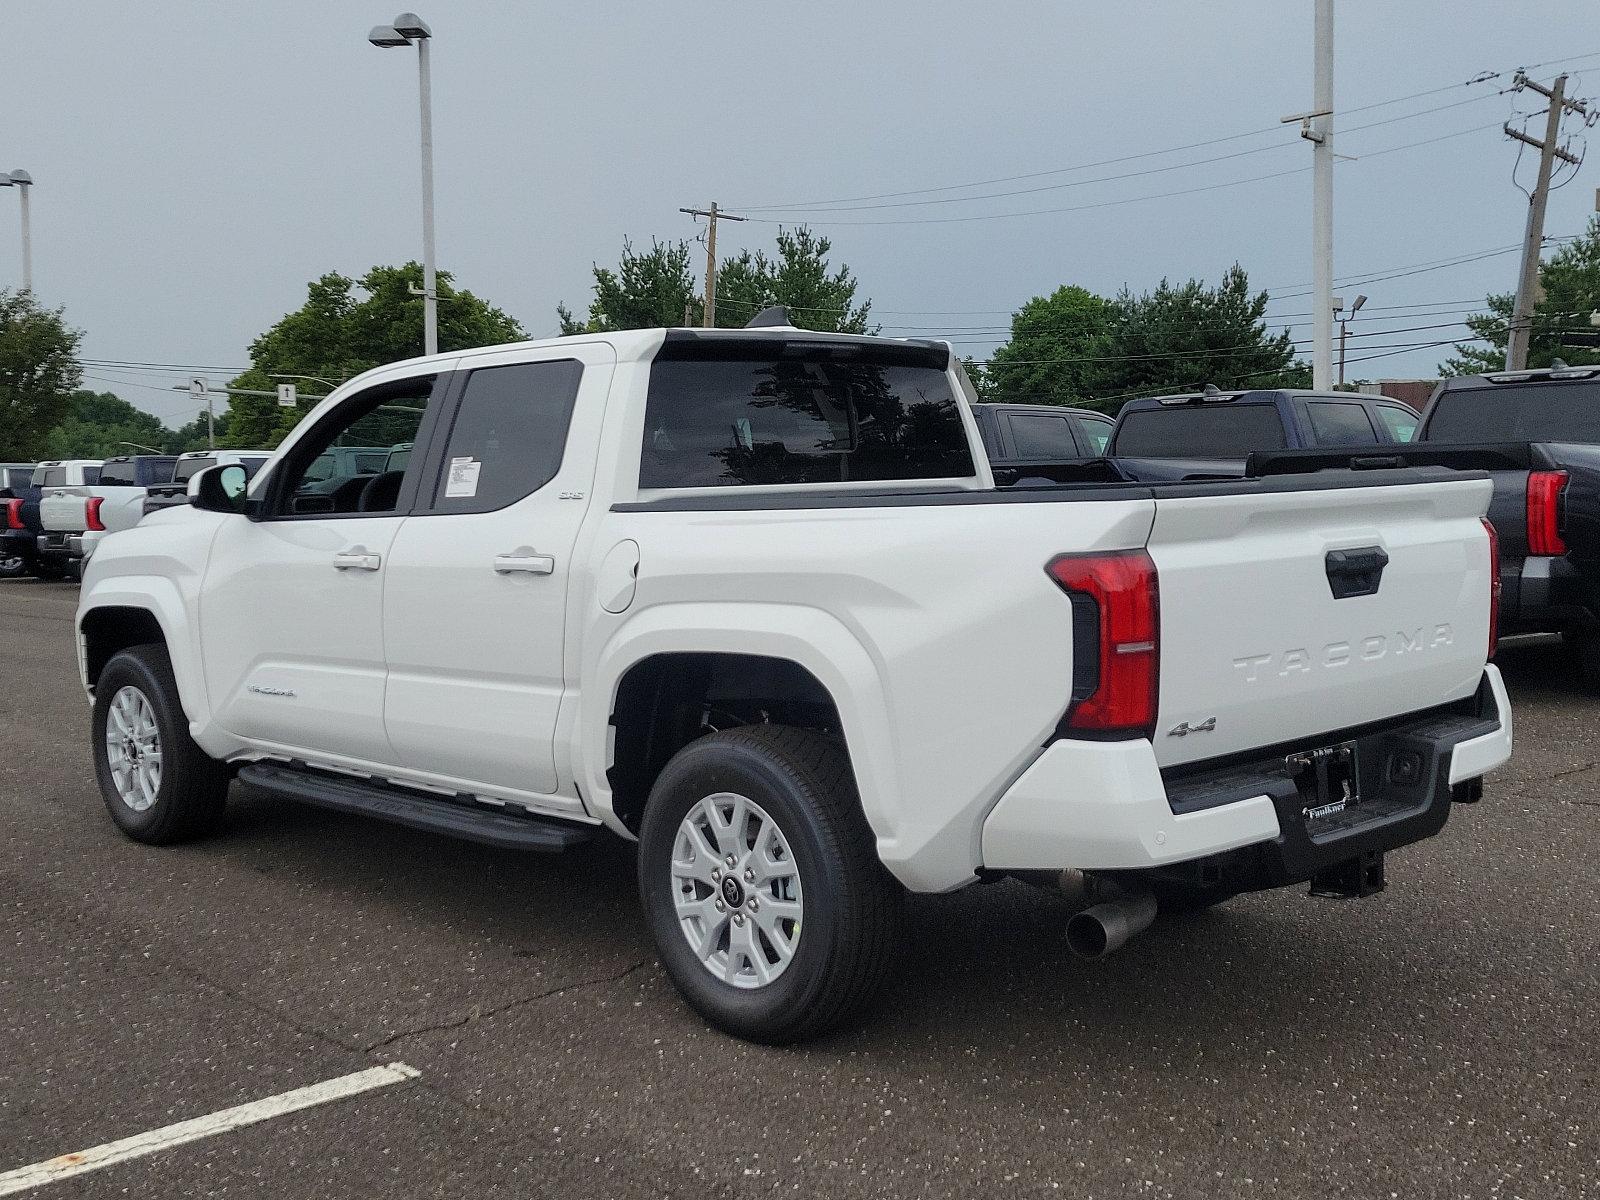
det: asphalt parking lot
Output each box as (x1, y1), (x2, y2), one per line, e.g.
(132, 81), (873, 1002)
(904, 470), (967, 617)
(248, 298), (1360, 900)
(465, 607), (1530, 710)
(1, 579), (1596, 1199)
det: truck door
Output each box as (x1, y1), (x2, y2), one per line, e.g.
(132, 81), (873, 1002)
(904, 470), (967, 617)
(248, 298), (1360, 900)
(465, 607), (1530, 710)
(199, 370), (449, 764)
(381, 342), (615, 805)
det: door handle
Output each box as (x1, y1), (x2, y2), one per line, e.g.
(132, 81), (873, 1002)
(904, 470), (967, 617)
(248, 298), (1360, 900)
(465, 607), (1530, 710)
(332, 550), (382, 571)
(493, 553), (555, 575)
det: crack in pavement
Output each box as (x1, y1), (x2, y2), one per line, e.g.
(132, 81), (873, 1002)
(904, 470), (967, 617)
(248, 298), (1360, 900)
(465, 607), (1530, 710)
(361, 958), (653, 1052)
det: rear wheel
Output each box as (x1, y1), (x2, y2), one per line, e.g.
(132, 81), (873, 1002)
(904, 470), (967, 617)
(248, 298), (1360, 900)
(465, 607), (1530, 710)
(93, 644), (229, 844)
(32, 558), (67, 581)
(637, 725), (904, 1044)
(0, 552), (27, 578)
(1570, 627), (1600, 692)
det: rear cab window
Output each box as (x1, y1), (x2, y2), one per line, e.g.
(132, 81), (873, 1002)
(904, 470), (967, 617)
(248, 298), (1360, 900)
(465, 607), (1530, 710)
(640, 339), (975, 489)
(1423, 380), (1600, 442)
(1110, 404), (1287, 458)
(36, 467), (63, 488)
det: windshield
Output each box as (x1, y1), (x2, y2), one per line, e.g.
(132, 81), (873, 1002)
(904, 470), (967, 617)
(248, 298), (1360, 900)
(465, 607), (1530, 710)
(1111, 404), (1287, 458)
(1424, 382), (1600, 442)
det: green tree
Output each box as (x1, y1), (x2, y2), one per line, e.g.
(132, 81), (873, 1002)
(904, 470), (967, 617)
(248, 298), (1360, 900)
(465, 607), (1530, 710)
(981, 285), (1116, 406)
(558, 238), (701, 334)
(0, 289), (84, 460)
(223, 263), (526, 448)
(559, 226), (873, 334)
(981, 267), (1305, 412)
(1445, 217), (1600, 374)
(39, 390), (177, 459)
(714, 228), (873, 332)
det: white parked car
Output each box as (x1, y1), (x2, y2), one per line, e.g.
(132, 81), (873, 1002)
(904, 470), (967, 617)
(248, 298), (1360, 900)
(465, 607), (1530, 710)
(75, 315), (1512, 1041)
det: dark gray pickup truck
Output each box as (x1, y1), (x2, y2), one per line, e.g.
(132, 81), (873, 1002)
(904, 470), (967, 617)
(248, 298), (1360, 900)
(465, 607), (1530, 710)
(1416, 364), (1600, 682)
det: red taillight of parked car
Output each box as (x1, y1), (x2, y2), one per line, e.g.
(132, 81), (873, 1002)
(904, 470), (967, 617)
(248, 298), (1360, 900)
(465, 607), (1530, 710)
(1045, 549), (1160, 738)
(3, 498), (22, 530)
(85, 496), (106, 532)
(1526, 470), (1568, 556)
(1483, 517), (1500, 661)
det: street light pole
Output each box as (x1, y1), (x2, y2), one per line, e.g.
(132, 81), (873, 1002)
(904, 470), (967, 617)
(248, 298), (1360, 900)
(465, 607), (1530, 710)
(1336, 293), (1365, 386)
(370, 14), (437, 357)
(1, 171), (33, 293)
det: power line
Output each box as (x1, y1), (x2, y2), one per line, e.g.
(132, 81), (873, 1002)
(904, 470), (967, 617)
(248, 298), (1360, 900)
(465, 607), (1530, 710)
(731, 51), (1600, 214)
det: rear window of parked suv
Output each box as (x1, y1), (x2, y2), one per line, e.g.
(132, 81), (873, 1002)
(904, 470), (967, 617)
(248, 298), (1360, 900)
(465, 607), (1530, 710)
(1111, 405), (1287, 458)
(1425, 382), (1600, 442)
(641, 341), (974, 488)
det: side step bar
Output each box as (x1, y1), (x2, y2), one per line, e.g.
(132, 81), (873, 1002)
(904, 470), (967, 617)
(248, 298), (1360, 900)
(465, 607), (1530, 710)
(237, 762), (597, 853)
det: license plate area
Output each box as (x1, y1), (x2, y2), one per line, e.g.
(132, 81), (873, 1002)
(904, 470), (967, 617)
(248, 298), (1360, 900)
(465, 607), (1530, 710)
(1286, 740), (1359, 824)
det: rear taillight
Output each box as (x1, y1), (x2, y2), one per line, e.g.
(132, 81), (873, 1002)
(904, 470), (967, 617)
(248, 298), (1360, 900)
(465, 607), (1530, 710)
(1526, 470), (1568, 556)
(3, 498), (22, 530)
(1045, 550), (1160, 738)
(1483, 517), (1500, 661)
(85, 496), (106, 532)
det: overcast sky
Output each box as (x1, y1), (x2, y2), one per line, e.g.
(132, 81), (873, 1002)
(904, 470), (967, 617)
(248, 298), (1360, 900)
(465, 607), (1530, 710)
(5, 1), (1598, 425)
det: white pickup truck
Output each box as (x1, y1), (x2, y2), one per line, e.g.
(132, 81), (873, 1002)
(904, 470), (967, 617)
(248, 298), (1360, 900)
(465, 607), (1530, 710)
(38, 454), (174, 572)
(76, 317), (1512, 1042)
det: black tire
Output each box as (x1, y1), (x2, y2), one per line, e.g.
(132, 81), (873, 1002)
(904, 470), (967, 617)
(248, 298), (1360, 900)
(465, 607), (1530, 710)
(1571, 628), (1600, 693)
(92, 644), (230, 844)
(0, 553), (28, 579)
(32, 559), (68, 581)
(637, 725), (904, 1044)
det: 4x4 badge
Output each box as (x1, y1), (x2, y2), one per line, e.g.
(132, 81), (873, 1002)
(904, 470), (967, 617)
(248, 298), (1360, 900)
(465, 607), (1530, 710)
(1167, 717), (1216, 737)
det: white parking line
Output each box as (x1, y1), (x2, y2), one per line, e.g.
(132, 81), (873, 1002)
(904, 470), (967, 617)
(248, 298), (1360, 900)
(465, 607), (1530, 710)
(0, 1062), (420, 1195)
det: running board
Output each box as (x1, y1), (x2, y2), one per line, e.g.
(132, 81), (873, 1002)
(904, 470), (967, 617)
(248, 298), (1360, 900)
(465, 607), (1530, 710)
(237, 762), (597, 852)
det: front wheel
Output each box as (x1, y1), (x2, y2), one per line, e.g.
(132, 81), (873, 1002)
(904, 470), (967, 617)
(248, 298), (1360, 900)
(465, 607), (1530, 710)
(93, 644), (230, 844)
(637, 725), (904, 1044)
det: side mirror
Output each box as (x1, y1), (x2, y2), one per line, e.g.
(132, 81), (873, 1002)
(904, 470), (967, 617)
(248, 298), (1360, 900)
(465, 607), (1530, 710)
(191, 464), (249, 514)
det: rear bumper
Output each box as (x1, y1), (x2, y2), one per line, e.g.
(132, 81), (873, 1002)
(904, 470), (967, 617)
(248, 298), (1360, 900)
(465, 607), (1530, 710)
(37, 530), (103, 561)
(1503, 555), (1591, 634)
(981, 665), (1512, 885)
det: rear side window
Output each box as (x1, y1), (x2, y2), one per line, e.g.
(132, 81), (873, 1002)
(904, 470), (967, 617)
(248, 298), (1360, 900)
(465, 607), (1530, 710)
(1074, 415), (1113, 455)
(1111, 405), (1287, 458)
(1008, 412), (1078, 458)
(1376, 405), (1418, 442)
(429, 359), (584, 513)
(240, 457), (269, 479)
(641, 343), (973, 488)
(1305, 401), (1378, 446)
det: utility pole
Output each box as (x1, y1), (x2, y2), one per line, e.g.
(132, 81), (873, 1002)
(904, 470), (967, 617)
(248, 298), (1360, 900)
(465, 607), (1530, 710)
(679, 202), (747, 327)
(1504, 73), (1588, 370)
(1310, 0), (1335, 390)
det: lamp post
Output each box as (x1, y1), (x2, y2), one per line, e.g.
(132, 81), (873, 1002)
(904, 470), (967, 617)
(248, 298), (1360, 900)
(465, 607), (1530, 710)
(368, 13), (437, 357)
(0, 170), (34, 293)
(1336, 293), (1366, 386)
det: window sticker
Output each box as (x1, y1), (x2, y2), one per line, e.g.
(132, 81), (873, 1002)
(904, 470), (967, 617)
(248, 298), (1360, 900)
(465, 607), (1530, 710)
(445, 456), (482, 498)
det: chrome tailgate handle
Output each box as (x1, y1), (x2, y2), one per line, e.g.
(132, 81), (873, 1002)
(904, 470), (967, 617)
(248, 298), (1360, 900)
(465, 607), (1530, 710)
(332, 550), (382, 571)
(494, 553), (555, 575)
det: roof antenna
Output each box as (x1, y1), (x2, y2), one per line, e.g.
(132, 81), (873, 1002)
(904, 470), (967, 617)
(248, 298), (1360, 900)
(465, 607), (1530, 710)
(1201, 383), (1222, 398)
(744, 305), (794, 329)
(1549, 357), (1570, 371)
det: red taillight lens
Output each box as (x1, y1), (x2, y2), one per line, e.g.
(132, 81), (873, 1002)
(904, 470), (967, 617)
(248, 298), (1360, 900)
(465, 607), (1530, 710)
(1526, 470), (1568, 556)
(3, 498), (22, 530)
(1045, 549), (1160, 738)
(85, 496), (106, 532)
(1482, 517), (1500, 661)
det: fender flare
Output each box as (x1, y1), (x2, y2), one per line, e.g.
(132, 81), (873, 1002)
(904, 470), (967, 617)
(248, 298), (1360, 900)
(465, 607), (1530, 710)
(78, 578), (214, 740)
(577, 601), (904, 862)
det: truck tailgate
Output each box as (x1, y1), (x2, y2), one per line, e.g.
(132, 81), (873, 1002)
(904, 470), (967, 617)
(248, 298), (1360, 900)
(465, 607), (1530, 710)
(39, 490), (89, 533)
(1147, 476), (1493, 768)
